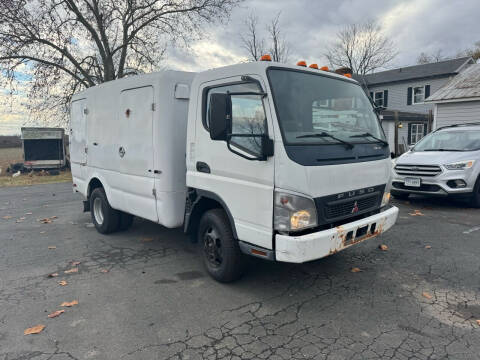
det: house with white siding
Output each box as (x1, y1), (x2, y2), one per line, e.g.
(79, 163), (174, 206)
(426, 64), (480, 129)
(354, 57), (474, 153)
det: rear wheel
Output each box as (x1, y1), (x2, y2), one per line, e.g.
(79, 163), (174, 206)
(198, 209), (245, 283)
(391, 191), (410, 200)
(90, 188), (120, 234)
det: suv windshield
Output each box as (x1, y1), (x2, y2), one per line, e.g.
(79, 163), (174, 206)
(414, 129), (480, 151)
(267, 69), (385, 145)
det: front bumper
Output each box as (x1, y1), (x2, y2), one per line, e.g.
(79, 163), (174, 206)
(275, 206), (399, 263)
(392, 169), (477, 196)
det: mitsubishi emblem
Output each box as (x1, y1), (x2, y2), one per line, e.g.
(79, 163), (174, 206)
(352, 201), (359, 214)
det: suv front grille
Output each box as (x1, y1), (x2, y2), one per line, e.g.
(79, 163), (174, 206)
(394, 164), (442, 177)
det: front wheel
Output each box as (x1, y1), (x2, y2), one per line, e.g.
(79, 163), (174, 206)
(469, 177), (480, 208)
(90, 188), (120, 234)
(198, 209), (245, 283)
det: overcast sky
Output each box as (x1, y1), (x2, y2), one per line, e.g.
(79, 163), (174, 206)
(167, 0), (479, 71)
(1, 0), (479, 135)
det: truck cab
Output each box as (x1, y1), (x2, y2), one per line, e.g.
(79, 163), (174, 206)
(184, 61), (398, 281)
(70, 60), (398, 283)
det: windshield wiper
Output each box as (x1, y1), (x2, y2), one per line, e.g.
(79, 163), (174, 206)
(422, 148), (464, 152)
(296, 132), (354, 149)
(349, 132), (389, 147)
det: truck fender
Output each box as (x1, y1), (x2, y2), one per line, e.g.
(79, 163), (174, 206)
(85, 173), (113, 205)
(184, 188), (238, 240)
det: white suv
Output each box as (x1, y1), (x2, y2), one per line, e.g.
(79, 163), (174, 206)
(391, 123), (480, 207)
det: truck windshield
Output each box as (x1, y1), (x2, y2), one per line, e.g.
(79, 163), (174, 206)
(267, 69), (385, 145)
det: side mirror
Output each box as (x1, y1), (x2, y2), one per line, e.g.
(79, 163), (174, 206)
(208, 93), (230, 141)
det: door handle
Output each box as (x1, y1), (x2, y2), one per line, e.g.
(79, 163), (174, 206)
(196, 162), (210, 174)
(119, 146), (125, 158)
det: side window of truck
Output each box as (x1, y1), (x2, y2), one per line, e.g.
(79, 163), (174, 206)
(205, 82), (267, 156)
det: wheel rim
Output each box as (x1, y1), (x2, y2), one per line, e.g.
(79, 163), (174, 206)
(203, 226), (223, 268)
(93, 197), (104, 225)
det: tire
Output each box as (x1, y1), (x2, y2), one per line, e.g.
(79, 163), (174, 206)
(118, 212), (134, 231)
(198, 209), (245, 283)
(90, 188), (120, 234)
(391, 191), (410, 200)
(469, 176), (480, 208)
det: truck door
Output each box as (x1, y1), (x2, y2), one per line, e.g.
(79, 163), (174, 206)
(193, 77), (275, 249)
(70, 98), (87, 165)
(115, 86), (158, 222)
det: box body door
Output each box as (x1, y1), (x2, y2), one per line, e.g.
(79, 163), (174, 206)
(70, 99), (87, 165)
(113, 86), (158, 222)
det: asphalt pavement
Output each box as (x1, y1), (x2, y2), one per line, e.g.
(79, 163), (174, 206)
(1, 182), (480, 359)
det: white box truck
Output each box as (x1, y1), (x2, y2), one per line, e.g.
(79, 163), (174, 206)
(70, 59), (399, 282)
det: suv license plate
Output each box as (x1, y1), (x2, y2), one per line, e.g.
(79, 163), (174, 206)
(405, 177), (421, 187)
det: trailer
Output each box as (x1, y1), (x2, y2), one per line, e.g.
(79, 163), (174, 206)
(21, 127), (66, 170)
(70, 59), (399, 282)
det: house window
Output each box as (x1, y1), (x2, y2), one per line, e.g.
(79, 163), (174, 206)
(413, 86), (425, 104)
(374, 91), (384, 107)
(410, 123), (425, 144)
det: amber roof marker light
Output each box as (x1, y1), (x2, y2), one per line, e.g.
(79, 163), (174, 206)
(260, 54), (272, 61)
(320, 66), (329, 71)
(309, 64), (319, 69)
(297, 60), (307, 67)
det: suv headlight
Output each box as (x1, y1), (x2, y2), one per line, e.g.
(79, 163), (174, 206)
(444, 160), (475, 170)
(274, 191), (317, 232)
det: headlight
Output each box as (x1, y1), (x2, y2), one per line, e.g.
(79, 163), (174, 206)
(444, 160), (475, 170)
(381, 192), (391, 207)
(274, 191), (317, 232)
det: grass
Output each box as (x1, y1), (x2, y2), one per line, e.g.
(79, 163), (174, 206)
(0, 147), (72, 187)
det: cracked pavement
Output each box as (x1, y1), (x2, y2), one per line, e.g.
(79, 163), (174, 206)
(1, 183), (480, 359)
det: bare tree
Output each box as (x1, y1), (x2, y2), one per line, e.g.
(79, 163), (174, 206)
(325, 21), (397, 75)
(0, 0), (242, 125)
(267, 13), (289, 63)
(458, 41), (480, 62)
(417, 49), (449, 64)
(240, 12), (289, 63)
(240, 14), (265, 61)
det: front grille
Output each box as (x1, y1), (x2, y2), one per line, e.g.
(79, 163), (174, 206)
(325, 193), (380, 220)
(394, 164), (442, 177)
(392, 182), (441, 192)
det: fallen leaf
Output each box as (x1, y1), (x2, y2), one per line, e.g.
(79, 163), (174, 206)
(51, 216), (57, 219)
(19, 216), (26, 220)
(409, 210), (425, 216)
(48, 246), (56, 250)
(24, 324), (45, 335)
(422, 292), (433, 300)
(40, 231), (46, 234)
(61, 300), (78, 307)
(351, 267), (362, 273)
(48, 273), (59, 278)
(100, 269), (109, 273)
(476, 320), (480, 326)
(58, 280), (68, 286)
(425, 245), (432, 249)
(379, 244), (388, 251)
(47, 310), (65, 318)
(71, 261), (81, 266)
(2, 215), (12, 219)
(64, 268), (78, 274)
(141, 237), (153, 242)
(25, 212), (33, 215)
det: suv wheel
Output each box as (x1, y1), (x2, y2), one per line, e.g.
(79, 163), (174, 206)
(90, 188), (120, 234)
(198, 209), (245, 283)
(470, 176), (480, 208)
